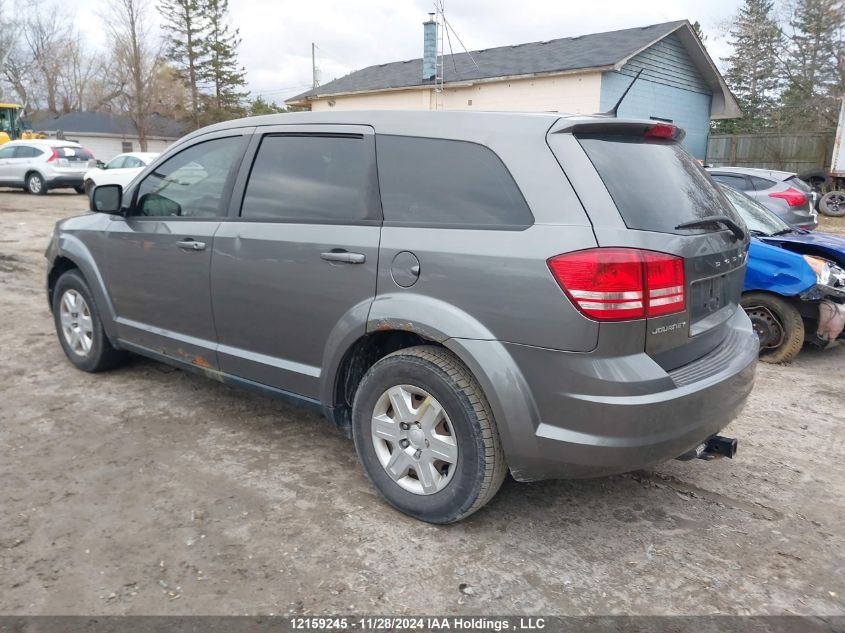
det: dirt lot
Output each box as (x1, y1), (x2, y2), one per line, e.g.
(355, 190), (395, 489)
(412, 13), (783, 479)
(0, 190), (843, 616)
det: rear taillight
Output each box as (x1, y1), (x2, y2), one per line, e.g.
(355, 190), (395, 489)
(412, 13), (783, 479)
(547, 248), (686, 321)
(769, 187), (807, 207)
(47, 148), (59, 162)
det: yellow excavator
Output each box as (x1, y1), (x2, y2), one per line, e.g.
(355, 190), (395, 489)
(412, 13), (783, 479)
(0, 103), (47, 144)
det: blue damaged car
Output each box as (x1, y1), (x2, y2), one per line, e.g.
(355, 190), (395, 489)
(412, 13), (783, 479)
(720, 184), (845, 363)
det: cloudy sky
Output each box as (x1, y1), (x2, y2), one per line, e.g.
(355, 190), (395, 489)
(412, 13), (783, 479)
(75, 0), (742, 104)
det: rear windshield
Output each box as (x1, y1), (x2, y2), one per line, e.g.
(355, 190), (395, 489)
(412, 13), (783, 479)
(576, 135), (742, 235)
(56, 146), (93, 162)
(786, 176), (812, 193)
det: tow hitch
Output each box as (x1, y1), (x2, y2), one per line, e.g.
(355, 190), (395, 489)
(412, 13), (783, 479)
(677, 435), (738, 461)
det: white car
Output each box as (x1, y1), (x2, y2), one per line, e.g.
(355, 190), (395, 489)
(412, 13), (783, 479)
(83, 152), (159, 197)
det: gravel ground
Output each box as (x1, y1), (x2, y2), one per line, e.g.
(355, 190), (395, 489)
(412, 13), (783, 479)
(0, 190), (843, 616)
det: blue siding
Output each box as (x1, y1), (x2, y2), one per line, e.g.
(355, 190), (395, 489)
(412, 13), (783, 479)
(600, 33), (713, 159)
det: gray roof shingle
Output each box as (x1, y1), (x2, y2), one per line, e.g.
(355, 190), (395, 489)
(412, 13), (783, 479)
(33, 111), (186, 138)
(288, 20), (687, 102)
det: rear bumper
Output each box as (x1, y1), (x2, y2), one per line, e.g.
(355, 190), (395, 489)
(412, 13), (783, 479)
(477, 309), (759, 481)
(45, 174), (84, 188)
(786, 207), (818, 230)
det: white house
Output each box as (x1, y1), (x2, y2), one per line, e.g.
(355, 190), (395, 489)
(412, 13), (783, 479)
(33, 112), (185, 161)
(287, 20), (740, 159)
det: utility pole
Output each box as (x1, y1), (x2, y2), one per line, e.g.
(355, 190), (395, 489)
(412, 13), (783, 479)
(311, 42), (320, 89)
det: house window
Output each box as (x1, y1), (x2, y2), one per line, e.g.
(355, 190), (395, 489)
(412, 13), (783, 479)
(122, 141), (133, 152)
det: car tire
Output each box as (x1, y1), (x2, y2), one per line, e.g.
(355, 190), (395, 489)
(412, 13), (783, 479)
(52, 269), (128, 372)
(351, 345), (507, 524)
(84, 180), (95, 198)
(741, 292), (805, 364)
(74, 185), (85, 194)
(819, 191), (845, 217)
(26, 172), (47, 195)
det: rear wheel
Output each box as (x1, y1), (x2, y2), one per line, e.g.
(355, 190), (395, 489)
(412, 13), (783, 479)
(52, 269), (128, 372)
(74, 185), (85, 194)
(741, 292), (805, 363)
(351, 345), (507, 524)
(820, 191), (845, 217)
(26, 172), (47, 195)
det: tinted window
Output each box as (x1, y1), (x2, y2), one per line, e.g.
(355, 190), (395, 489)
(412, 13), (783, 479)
(576, 136), (742, 235)
(711, 173), (752, 191)
(376, 135), (533, 229)
(786, 176), (812, 193)
(242, 134), (376, 223)
(54, 146), (93, 162)
(135, 136), (244, 218)
(14, 146), (42, 158)
(750, 176), (776, 189)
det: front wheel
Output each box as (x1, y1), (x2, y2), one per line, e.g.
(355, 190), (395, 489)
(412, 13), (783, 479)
(351, 346), (507, 524)
(741, 292), (805, 363)
(52, 269), (128, 372)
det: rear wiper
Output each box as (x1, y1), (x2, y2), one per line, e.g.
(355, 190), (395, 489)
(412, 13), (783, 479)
(675, 216), (746, 241)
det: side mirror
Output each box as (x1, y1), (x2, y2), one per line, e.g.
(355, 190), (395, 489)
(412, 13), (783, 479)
(90, 184), (123, 214)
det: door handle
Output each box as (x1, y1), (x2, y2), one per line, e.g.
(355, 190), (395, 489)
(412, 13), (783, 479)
(320, 251), (366, 264)
(177, 239), (207, 251)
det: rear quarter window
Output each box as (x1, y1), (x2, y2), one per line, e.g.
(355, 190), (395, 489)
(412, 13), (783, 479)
(750, 176), (776, 189)
(576, 135), (742, 235)
(376, 135), (533, 229)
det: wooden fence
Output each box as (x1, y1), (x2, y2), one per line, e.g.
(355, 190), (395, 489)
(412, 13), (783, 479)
(706, 132), (834, 174)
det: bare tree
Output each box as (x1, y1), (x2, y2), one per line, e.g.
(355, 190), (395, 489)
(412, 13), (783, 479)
(105, 0), (162, 150)
(21, 0), (73, 113)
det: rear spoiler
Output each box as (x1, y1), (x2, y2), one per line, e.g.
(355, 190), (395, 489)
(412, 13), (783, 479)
(548, 119), (686, 142)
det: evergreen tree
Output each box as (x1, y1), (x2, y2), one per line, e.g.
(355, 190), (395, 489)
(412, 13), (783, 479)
(718, 0), (783, 132)
(157, 0), (208, 128)
(691, 20), (708, 43)
(778, 0), (845, 130)
(248, 96), (285, 116)
(200, 0), (247, 122)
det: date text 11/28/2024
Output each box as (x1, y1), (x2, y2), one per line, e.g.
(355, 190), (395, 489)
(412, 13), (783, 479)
(289, 616), (547, 631)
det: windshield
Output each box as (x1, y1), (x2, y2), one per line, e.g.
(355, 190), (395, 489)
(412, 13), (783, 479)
(574, 135), (743, 235)
(719, 184), (791, 235)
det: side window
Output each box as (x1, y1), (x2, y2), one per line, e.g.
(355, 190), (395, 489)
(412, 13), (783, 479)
(123, 156), (144, 168)
(134, 136), (245, 218)
(376, 135), (533, 229)
(711, 173), (751, 191)
(0, 146), (15, 159)
(241, 134), (377, 223)
(14, 146), (41, 158)
(750, 176), (776, 190)
(106, 156), (127, 169)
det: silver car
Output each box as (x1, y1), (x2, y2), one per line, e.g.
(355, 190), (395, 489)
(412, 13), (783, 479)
(0, 140), (93, 194)
(707, 166), (818, 230)
(45, 112), (759, 523)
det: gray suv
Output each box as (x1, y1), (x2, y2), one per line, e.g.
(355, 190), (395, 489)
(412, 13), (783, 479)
(46, 112), (759, 523)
